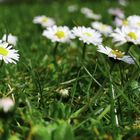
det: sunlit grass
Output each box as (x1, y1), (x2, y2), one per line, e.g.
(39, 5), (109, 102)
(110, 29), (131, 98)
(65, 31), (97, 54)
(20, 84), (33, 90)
(0, 1), (140, 140)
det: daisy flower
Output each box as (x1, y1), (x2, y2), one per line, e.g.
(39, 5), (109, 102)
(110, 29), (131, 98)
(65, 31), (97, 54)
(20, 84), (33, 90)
(118, 0), (127, 6)
(81, 7), (93, 15)
(67, 5), (78, 13)
(110, 26), (140, 46)
(2, 34), (18, 46)
(0, 98), (14, 113)
(72, 26), (102, 45)
(97, 45), (134, 64)
(33, 15), (55, 28)
(86, 12), (101, 20)
(81, 7), (101, 20)
(114, 17), (128, 27)
(0, 40), (19, 64)
(91, 21), (113, 36)
(108, 8), (125, 19)
(127, 15), (140, 29)
(59, 89), (69, 97)
(43, 25), (74, 43)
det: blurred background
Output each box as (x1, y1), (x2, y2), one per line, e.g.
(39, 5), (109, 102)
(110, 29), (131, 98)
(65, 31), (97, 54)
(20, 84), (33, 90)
(0, 0), (133, 4)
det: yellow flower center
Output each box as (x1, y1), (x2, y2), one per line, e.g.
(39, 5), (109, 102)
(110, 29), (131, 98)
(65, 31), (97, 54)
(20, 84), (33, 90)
(42, 17), (48, 23)
(122, 20), (128, 26)
(84, 32), (92, 37)
(0, 47), (8, 56)
(111, 50), (124, 58)
(55, 31), (65, 39)
(127, 32), (137, 40)
(100, 25), (106, 31)
(137, 22), (140, 26)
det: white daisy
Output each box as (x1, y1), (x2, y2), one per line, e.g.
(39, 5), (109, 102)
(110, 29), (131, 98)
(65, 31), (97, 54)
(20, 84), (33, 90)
(67, 5), (78, 13)
(59, 89), (69, 97)
(0, 98), (14, 113)
(86, 12), (101, 20)
(81, 7), (93, 15)
(108, 8), (125, 19)
(114, 17), (128, 27)
(2, 34), (18, 46)
(33, 15), (55, 28)
(97, 45), (134, 64)
(118, 0), (127, 6)
(91, 21), (113, 36)
(42, 25), (74, 43)
(0, 40), (19, 64)
(127, 15), (140, 29)
(81, 7), (101, 20)
(110, 26), (140, 46)
(72, 26), (102, 45)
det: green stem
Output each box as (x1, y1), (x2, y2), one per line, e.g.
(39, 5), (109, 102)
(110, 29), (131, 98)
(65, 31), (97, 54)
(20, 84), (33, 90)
(118, 64), (124, 125)
(82, 43), (87, 59)
(109, 74), (119, 139)
(2, 120), (9, 140)
(53, 42), (59, 59)
(6, 34), (8, 42)
(35, 71), (45, 108)
(126, 43), (133, 54)
(0, 60), (4, 68)
(109, 63), (119, 139)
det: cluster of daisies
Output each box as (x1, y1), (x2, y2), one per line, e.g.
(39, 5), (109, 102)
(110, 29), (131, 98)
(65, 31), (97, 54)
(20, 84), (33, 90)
(33, 7), (140, 65)
(111, 15), (140, 46)
(0, 34), (19, 64)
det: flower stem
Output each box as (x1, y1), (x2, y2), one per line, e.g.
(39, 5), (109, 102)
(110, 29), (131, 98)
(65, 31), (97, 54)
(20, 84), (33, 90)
(0, 60), (4, 68)
(126, 43), (133, 54)
(109, 66), (119, 138)
(110, 79), (119, 126)
(118, 64), (124, 123)
(53, 42), (59, 59)
(82, 43), (87, 59)
(110, 78), (119, 139)
(2, 120), (9, 140)
(6, 34), (8, 42)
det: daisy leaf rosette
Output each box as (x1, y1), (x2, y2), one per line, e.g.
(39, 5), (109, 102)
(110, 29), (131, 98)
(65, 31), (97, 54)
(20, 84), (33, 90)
(0, 40), (19, 64)
(72, 26), (102, 45)
(2, 33), (18, 46)
(91, 21), (113, 36)
(97, 45), (135, 64)
(42, 25), (74, 43)
(33, 15), (55, 28)
(110, 26), (140, 46)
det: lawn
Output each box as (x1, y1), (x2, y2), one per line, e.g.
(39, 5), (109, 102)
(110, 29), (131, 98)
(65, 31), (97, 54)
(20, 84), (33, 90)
(0, 0), (140, 140)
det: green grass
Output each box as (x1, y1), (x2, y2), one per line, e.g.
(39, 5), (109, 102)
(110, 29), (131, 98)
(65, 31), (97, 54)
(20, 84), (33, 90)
(0, 1), (140, 140)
